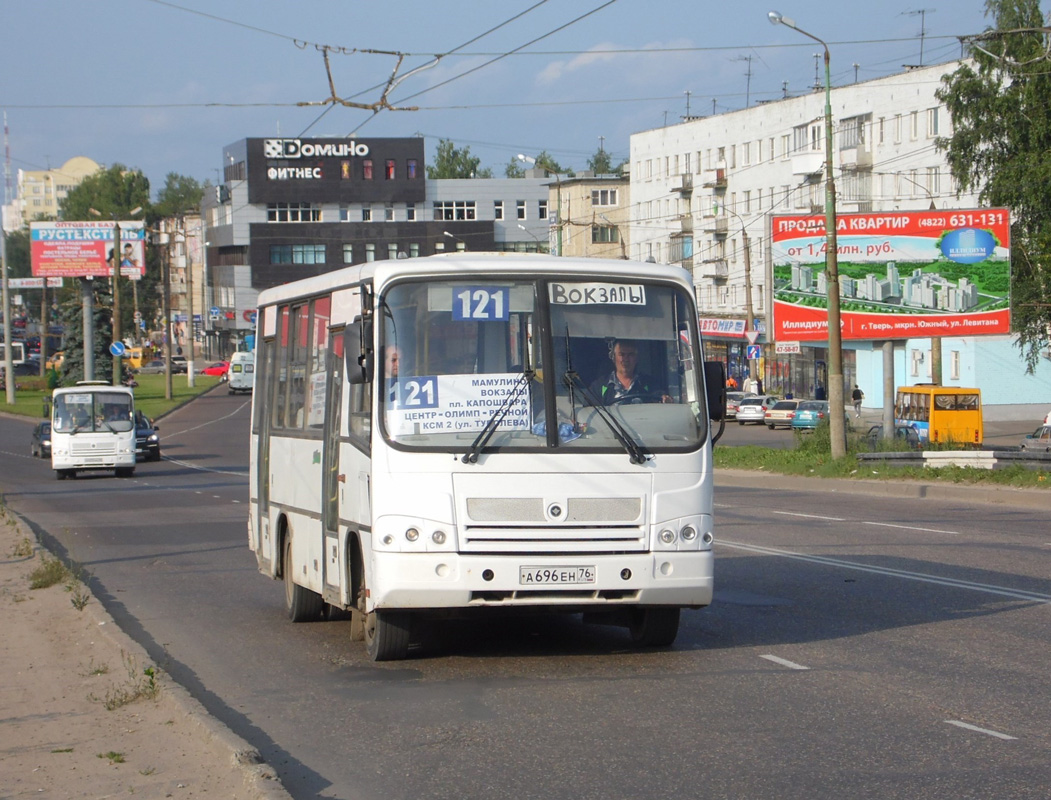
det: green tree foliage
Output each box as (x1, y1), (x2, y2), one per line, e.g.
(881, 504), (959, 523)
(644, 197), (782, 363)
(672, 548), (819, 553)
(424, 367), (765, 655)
(153, 172), (207, 217)
(427, 139), (493, 179)
(935, 0), (1051, 371)
(588, 147), (613, 175)
(59, 283), (116, 385)
(3, 229), (31, 278)
(505, 158), (525, 179)
(60, 164), (150, 222)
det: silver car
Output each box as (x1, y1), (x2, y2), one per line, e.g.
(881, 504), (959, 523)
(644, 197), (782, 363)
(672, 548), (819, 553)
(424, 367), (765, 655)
(1019, 425), (1051, 452)
(736, 395), (780, 425)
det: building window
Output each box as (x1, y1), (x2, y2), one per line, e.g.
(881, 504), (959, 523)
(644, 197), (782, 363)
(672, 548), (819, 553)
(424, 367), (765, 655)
(927, 108), (940, 137)
(950, 350), (961, 380)
(388, 243), (399, 260)
(433, 200), (476, 221)
(878, 117), (885, 145)
(927, 167), (941, 196)
(267, 202), (321, 222)
(362, 159), (373, 180)
(406, 202), (416, 221)
(494, 200), (504, 220)
(362, 206), (372, 222)
(385, 202), (395, 221)
(592, 225), (619, 243)
(516, 200), (527, 220)
(269, 244), (326, 264)
(894, 114), (902, 143)
(409, 243), (420, 258)
(365, 243), (375, 262)
(910, 111), (919, 140)
(407, 159), (418, 179)
(385, 160), (396, 180)
(339, 206), (352, 222)
(591, 189), (619, 206)
(538, 200), (548, 220)
(342, 244), (354, 264)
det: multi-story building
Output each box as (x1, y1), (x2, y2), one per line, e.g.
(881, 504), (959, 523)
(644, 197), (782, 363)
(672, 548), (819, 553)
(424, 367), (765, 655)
(630, 61), (1050, 416)
(201, 137), (548, 356)
(14, 156), (100, 225)
(520, 167), (630, 259)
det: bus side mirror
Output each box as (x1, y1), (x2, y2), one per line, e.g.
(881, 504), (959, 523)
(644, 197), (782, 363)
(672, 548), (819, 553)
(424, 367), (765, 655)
(344, 319), (374, 385)
(704, 361), (727, 421)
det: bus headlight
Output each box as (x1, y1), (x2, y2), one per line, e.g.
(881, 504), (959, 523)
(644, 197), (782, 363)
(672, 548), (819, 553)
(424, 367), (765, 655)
(431, 530), (447, 545)
(680, 525), (697, 542)
(405, 527), (419, 542)
(659, 529), (676, 544)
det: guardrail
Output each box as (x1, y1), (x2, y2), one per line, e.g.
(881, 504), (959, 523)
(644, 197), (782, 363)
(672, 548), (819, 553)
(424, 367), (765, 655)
(857, 449), (1051, 470)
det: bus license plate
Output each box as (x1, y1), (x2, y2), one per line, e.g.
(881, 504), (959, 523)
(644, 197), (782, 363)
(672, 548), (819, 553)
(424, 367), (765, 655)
(519, 566), (596, 585)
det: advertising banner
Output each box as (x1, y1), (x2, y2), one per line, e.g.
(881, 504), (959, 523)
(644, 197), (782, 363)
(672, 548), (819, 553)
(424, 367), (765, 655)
(770, 209), (1010, 341)
(30, 221), (146, 280)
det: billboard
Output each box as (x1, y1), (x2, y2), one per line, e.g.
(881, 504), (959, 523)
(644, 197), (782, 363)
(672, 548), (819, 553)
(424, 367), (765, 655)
(30, 221), (146, 280)
(770, 209), (1010, 341)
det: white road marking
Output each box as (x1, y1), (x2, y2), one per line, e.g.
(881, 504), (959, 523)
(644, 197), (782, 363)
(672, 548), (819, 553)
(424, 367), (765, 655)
(760, 654), (810, 670)
(861, 520), (960, 535)
(772, 511), (846, 522)
(719, 540), (1051, 604)
(945, 720), (1017, 740)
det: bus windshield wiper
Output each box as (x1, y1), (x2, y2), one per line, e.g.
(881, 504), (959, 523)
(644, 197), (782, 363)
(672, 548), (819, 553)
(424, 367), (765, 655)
(461, 370), (534, 464)
(562, 370), (648, 465)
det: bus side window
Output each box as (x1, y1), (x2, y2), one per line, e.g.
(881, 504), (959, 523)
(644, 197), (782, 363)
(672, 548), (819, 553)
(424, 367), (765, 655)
(348, 381), (371, 451)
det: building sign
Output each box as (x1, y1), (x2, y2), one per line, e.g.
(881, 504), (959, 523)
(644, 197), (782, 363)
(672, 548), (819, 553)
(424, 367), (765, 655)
(8, 277), (64, 289)
(263, 139), (369, 159)
(775, 341), (801, 354)
(770, 209), (1010, 341)
(30, 221), (146, 280)
(699, 317), (747, 336)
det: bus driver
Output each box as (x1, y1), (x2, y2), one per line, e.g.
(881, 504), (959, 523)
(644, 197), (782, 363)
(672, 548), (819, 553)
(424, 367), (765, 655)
(589, 339), (672, 405)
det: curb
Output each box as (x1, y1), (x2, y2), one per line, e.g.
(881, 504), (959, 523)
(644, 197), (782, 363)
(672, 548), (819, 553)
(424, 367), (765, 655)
(11, 512), (293, 800)
(715, 468), (1050, 511)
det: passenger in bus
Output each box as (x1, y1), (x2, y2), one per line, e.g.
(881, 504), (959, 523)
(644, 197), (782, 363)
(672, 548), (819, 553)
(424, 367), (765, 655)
(588, 339), (671, 405)
(384, 345), (403, 403)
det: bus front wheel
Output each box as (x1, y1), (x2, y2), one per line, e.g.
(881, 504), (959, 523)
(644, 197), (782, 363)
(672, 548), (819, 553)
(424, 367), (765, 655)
(283, 535), (323, 622)
(628, 607), (680, 648)
(364, 610), (411, 661)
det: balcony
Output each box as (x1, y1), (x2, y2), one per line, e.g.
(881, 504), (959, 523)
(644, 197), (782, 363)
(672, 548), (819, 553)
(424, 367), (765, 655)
(672, 173), (693, 194)
(791, 150), (825, 178)
(702, 167), (727, 189)
(839, 142), (873, 169)
(702, 215), (728, 236)
(678, 214), (694, 234)
(697, 259), (729, 280)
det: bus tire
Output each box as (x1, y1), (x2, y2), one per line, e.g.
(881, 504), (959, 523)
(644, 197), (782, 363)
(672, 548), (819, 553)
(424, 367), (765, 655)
(283, 535), (323, 622)
(55, 469), (70, 481)
(365, 610), (411, 661)
(628, 607), (680, 648)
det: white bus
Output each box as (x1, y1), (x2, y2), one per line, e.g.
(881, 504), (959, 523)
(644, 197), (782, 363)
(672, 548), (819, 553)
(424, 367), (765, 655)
(227, 350), (255, 394)
(248, 253), (726, 660)
(50, 381), (137, 479)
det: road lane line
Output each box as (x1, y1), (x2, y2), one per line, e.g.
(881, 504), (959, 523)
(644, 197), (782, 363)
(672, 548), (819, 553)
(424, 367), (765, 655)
(719, 540), (1051, 604)
(760, 654), (810, 670)
(771, 511), (846, 522)
(861, 521), (960, 535)
(945, 720), (1017, 740)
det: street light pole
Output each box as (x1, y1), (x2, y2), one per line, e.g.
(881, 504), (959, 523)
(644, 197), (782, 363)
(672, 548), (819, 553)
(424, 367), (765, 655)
(517, 154), (564, 256)
(769, 10), (846, 458)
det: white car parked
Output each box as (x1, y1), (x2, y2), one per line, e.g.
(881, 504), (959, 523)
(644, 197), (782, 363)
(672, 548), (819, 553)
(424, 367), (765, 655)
(736, 395), (780, 425)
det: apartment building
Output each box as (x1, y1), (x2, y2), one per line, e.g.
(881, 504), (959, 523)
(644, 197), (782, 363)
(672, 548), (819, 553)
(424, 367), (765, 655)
(628, 61), (1051, 415)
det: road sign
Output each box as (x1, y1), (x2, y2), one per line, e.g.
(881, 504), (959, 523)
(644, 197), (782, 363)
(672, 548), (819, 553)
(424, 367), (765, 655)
(745, 330), (760, 345)
(210, 306), (221, 317)
(746, 344), (762, 360)
(109, 341), (126, 357)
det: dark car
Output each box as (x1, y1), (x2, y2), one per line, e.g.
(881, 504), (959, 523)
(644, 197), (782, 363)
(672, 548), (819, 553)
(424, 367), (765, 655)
(134, 411), (161, 462)
(31, 421), (51, 458)
(865, 424), (921, 451)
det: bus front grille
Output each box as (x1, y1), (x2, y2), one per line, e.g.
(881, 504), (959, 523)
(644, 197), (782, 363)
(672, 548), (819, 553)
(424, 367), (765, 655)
(461, 526), (646, 553)
(71, 441), (118, 456)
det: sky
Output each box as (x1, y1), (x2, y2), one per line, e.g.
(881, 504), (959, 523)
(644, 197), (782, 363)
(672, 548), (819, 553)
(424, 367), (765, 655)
(0, 0), (1012, 200)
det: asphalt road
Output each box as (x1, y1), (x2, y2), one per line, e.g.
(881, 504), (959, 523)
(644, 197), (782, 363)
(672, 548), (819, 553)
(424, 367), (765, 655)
(1, 394), (1049, 800)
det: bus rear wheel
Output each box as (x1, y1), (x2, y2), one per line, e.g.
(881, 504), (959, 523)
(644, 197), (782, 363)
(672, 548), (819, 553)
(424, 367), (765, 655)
(364, 610), (411, 661)
(283, 535), (323, 622)
(628, 607), (680, 648)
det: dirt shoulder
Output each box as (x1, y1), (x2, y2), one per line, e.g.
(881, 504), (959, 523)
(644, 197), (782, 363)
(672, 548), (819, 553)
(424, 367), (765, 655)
(0, 507), (291, 800)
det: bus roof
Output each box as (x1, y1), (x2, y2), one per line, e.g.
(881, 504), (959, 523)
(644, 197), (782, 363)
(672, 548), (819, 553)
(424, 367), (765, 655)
(255, 252), (693, 308)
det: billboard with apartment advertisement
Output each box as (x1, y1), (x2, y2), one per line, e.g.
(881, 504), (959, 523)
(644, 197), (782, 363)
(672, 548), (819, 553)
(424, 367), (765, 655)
(30, 221), (146, 280)
(770, 209), (1010, 341)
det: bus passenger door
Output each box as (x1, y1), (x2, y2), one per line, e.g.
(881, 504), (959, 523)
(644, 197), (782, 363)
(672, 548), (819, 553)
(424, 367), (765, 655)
(254, 338), (274, 565)
(322, 330), (345, 605)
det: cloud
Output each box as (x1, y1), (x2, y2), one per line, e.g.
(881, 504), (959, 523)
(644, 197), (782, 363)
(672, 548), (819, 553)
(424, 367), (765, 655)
(536, 39), (697, 86)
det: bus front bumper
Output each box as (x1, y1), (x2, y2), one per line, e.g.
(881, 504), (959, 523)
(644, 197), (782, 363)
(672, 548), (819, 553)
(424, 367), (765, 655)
(369, 550), (714, 611)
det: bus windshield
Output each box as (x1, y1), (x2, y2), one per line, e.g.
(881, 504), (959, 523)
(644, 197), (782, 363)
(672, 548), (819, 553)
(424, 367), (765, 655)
(379, 277), (706, 453)
(53, 390), (135, 433)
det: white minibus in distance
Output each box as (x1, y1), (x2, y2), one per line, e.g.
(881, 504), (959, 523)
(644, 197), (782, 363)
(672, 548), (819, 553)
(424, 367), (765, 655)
(248, 253), (725, 660)
(227, 351), (254, 393)
(50, 381), (137, 479)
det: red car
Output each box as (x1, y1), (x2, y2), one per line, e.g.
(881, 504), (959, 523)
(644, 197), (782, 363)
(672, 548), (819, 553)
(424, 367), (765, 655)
(201, 361), (230, 379)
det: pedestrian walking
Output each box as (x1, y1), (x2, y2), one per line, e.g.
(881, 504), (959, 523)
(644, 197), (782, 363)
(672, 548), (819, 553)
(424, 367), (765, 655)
(852, 384), (864, 418)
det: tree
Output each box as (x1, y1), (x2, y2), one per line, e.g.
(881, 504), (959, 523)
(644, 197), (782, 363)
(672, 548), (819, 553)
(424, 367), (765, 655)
(3, 229), (31, 279)
(505, 158), (525, 179)
(427, 139), (493, 179)
(59, 282), (117, 385)
(935, 0), (1051, 371)
(153, 172), (206, 217)
(588, 147), (613, 175)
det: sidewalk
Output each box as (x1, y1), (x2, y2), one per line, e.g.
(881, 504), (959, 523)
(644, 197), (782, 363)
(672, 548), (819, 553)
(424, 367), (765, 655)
(0, 507), (291, 800)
